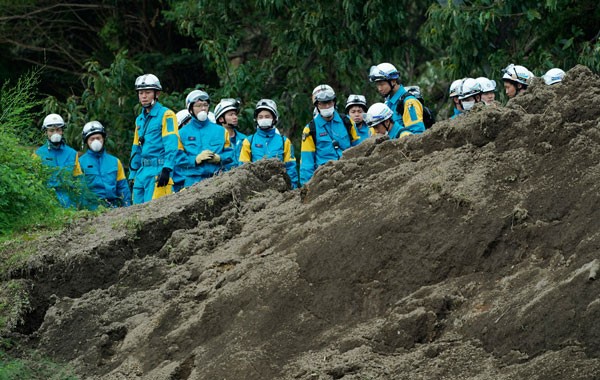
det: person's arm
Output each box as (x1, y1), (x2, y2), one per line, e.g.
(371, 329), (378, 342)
(129, 125), (141, 180)
(116, 159), (132, 206)
(283, 137), (299, 189)
(238, 138), (252, 164)
(299, 125), (317, 186)
(402, 97), (425, 134)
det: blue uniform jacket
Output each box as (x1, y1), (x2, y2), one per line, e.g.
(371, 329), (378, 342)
(129, 101), (180, 179)
(299, 111), (357, 186)
(229, 129), (248, 169)
(178, 118), (233, 186)
(355, 121), (373, 144)
(80, 149), (132, 207)
(386, 86), (426, 138)
(451, 107), (463, 119)
(239, 128), (299, 188)
(34, 141), (83, 208)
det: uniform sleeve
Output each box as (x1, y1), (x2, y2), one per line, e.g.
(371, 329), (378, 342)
(220, 129), (236, 171)
(129, 126), (141, 180)
(299, 125), (317, 186)
(161, 110), (182, 171)
(239, 138), (252, 164)
(348, 118), (361, 147)
(402, 98), (425, 134)
(116, 159), (132, 206)
(284, 137), (299, 189)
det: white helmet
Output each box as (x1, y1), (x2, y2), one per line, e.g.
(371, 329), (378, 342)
(254, 99), (279, 121)
(458, 78), (483, 100)
(449, 79), (464, 98)
(82, 121), (106, 143)
(312, 84), (334, 97)
(364, 103), (393, 127)
(368, 63), (399, 82)
(134, 74), (162, 91)
(502, 64), (533, 86)
(313, 87), (336, 105)
(214, 98), (241, 121)
(345, 94), (367, 113)
(475, 77), (497, 93)
(542, 68), (565, 85)
(185, 90), (210, 112)
(175, 109), (192, 127)
(208, 111), (216, 123)
(42, 113), (65, 130)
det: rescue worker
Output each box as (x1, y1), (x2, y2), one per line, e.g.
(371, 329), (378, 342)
(368, 62), (425, 137)
(476, 77), (497, 105)
(449, 79), (464, 118)
(299, 85), (359, 186)
(239, 99), (299, 188)
(501, 64), (533, 98)
(79, 121), (131, 208)
(364, 103), (394, 136)
(177, 90), (234, 187)
(345, 94), (372, 143)
(34, 113), (83, 208)
(458, 78), (483, 112)
(173, 109), (192, 192)
(214, 98), (246, 168)
(128, 74), (181, 204)
(542, 68), (566, 85)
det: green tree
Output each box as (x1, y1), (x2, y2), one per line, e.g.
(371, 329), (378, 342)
(420, 0), (600, 85)
(166, 0), (434, 137)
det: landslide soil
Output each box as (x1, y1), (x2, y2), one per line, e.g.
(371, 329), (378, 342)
(3, 65), (600, 379)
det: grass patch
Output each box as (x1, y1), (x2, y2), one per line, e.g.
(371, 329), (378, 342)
(0, 348), (79, 380)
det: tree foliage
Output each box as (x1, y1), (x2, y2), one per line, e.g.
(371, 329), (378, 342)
(0, 71), (63, 234)
(420, 0), (600, 79)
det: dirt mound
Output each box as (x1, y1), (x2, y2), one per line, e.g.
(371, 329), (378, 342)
(4, 65), (600, 379)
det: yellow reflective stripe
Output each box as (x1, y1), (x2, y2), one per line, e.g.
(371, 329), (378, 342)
(402, 98), (423, 127)
(348, 118), (359, 142)
(239, 139), (251, 163)
(283, 138), (293, 162)
(116, 159), (126, 181)
(132, 126), (140, 146)
(301, 126), (315, 152)
(162, 110), (179, 137)
(224, 129), (231, 149)
(73, 155), (83, 176)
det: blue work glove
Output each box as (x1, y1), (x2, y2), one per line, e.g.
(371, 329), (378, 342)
(156, 167), (171, 187)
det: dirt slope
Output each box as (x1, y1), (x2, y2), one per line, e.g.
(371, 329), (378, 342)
(5, 65), (600, 379)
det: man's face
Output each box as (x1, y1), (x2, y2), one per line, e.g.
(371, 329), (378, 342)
(87, 133), (104, 148)
(316, 100), (334, 110)
(373, 119), (391, 135)
(348, 106), (364, 124)
(481, 92), (495, 104)
(223, 110), (238, 127)
(192, 100), (209, 117)
(138, 89), (157, 107)
(504, 82), (517, 98)
(376, 81), (392, 97)
(46, 127), (63, 139)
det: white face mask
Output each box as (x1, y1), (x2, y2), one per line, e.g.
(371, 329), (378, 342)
(49, 133), (62, 143)
(257, 118), (273, 129)
(197, 111), (208, 121)
(462, 100), (475, 111)
(89, 140), (103, 152)
(320, 106), (335, 118)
